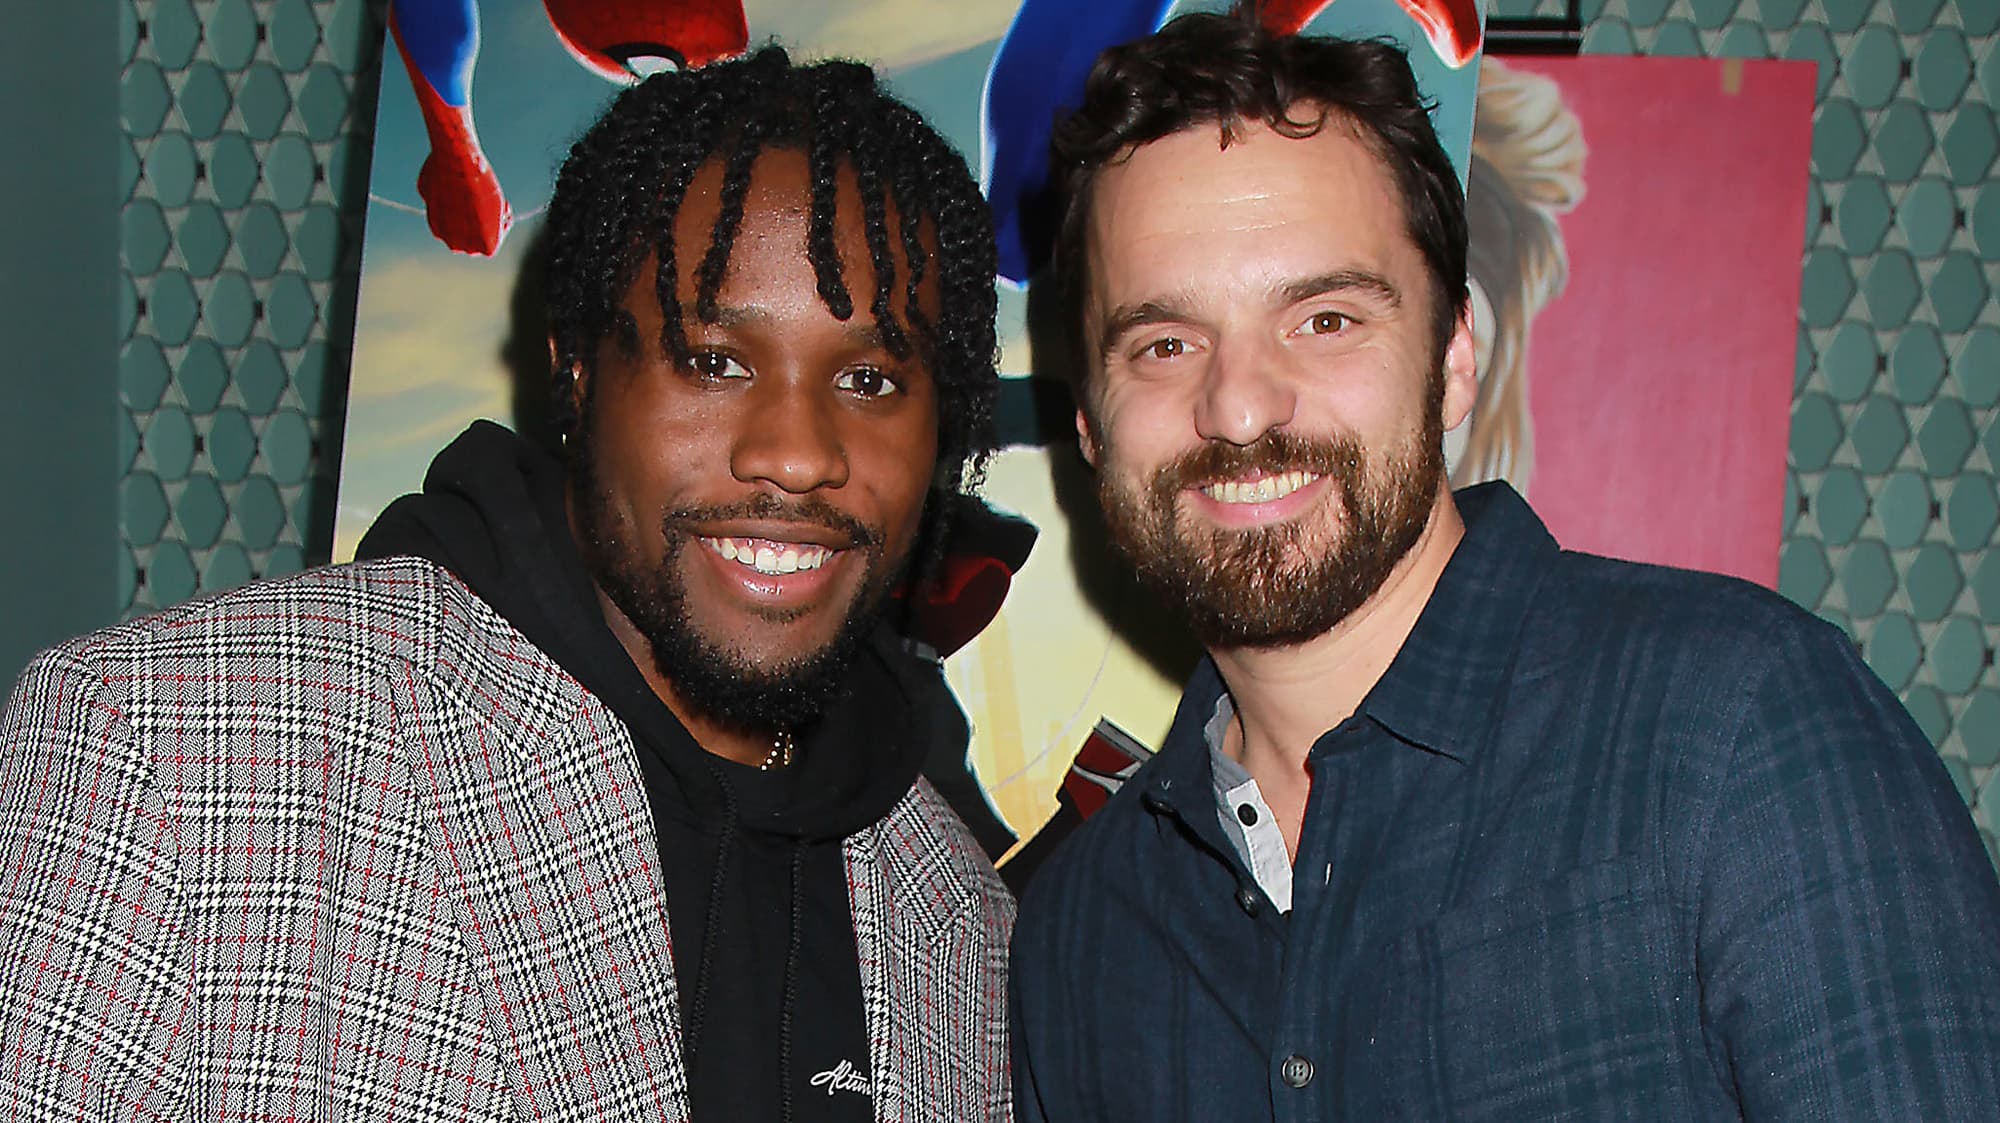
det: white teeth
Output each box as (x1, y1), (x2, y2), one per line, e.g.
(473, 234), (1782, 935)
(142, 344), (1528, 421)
(703, 537), (832, 575)
(1202, 470), (1317, 504)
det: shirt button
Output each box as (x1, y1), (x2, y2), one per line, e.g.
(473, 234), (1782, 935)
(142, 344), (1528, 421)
(1236, 803), (1259, 826)
(1235, 886), (1260, 917)
(1280, 1053), (1314, 1089)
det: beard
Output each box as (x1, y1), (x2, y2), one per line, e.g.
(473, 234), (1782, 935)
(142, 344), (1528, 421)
(568, 425), (910, 737)
(1096, 386), (1445, 650)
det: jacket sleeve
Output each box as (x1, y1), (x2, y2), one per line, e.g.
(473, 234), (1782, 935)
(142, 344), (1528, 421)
(1696, 619), (2000, 1120)
(0, 649), (194, 1121)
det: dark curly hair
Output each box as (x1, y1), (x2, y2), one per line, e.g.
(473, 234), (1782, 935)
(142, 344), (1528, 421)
(1050, 10), (1469, 367)
(541, 45), (999, 498)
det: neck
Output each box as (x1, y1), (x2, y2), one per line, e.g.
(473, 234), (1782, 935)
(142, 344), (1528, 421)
(1211, 485), (1464, 787)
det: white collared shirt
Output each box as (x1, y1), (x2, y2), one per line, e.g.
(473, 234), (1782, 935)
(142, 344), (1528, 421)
(1204, 694), (1293, 914)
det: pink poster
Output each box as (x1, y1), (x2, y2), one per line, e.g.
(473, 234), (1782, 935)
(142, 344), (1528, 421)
(1458, 56), (1813, 587)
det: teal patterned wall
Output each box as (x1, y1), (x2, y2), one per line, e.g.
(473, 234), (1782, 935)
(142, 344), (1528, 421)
(119, 0), (2000, 860)
(118, 0), (377, 617)
(1564, 0), (1998, 862)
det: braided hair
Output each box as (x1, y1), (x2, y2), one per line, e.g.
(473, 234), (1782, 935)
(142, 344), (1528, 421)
(542, 45), (1000, 504)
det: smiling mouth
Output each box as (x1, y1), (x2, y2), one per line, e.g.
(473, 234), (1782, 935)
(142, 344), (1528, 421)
(701, 536), (835, 575)
(1199, 471), (1320, 505)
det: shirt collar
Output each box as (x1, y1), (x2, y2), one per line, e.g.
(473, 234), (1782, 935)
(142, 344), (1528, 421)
(1357, 482), (1558, 761)
(1141, 658), (1236, 827)
(1142, 482), (1557, 812)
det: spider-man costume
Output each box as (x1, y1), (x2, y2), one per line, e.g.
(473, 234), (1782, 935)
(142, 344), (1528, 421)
(386, 0), (749, 255)
(981, 0), (1481, 284)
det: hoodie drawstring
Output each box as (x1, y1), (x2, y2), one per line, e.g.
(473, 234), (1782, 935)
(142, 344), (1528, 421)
(680, 769), (739, 1071)
(778, 841), (804, 1123)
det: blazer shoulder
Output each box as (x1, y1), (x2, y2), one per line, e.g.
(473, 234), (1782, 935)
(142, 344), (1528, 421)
(50, 557), (466, 672)
(7, 559), (549, 740)
(880, 778), (1015, 924)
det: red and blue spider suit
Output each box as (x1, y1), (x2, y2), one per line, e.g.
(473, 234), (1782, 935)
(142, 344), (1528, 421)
(386, 0), (749, 254)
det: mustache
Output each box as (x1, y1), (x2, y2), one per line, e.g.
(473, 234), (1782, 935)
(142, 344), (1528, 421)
(1153, 431), (1364, 493)
(658, 493), (884, 550)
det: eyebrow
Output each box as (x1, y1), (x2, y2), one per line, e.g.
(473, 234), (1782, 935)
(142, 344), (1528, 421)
(1095, 269), (1405, 359)
(1278, 269), (1403, 311)
(1095, 299), (1193, 360)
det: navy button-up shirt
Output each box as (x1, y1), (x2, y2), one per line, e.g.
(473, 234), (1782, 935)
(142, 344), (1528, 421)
(1012, 483), (2000, 1121)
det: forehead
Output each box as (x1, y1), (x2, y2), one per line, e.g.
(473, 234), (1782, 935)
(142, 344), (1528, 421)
(670, 147), (828, 287)
(1084, 118), (1412, 311)
(659, 147), (939, 320)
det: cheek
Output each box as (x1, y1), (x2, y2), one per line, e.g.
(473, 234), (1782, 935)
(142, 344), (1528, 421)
(855, 410), (939, 531)
(1094, 384), (1196, 470)
(587, 433), (702, 537)
(603, 377), (733, 477)
(1313, 348), (1426, 428)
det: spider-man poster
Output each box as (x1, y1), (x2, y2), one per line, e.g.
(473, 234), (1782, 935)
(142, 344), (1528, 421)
(338, 0), (1487, 841)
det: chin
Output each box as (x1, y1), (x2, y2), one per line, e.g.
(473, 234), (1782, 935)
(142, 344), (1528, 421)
(699, 612), (849, 668)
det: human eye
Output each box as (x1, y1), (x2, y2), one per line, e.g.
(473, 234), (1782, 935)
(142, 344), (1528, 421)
(1134, 336), (1190, 362)
(834, 365), (900, 399)
(1295, 310), (1352, 336)
(684, 350), (749, 382)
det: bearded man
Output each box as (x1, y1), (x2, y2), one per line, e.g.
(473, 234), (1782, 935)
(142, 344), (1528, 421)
(1009, 13), (2000, 1121)
(0, 48), (1011, 1122)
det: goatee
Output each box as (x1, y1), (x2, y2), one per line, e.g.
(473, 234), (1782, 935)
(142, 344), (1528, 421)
(569, 430), (902, 737)
(1096, 409), (1443, 650)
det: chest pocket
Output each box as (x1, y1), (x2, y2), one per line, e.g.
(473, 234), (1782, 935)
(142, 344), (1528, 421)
(1350, 857), (1684, 1122)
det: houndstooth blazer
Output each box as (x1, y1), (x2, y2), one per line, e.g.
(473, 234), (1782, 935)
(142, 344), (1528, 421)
(0, 558), (1013, 1123)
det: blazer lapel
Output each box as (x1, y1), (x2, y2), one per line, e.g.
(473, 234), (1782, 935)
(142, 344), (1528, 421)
(848, 782), (992, 1122)
(402, 625), (690, 1123)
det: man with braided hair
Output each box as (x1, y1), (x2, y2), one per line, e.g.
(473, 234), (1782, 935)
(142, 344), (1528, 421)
(0, 47), (1013, 1122)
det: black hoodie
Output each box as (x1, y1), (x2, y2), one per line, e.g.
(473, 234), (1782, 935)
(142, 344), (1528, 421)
(358, 421), (954, 1121)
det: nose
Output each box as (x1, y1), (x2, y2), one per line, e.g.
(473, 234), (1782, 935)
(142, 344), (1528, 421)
(1193, 337), (1295, 446)
(730, 380), (851, 494)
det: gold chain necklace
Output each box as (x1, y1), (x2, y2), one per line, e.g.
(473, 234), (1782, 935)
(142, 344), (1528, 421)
(758, 730), (795, 771)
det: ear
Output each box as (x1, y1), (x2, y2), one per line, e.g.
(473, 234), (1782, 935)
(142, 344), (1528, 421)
(1440, 304), (1478, 433)
(549, 334), (587, 414)
(1074, 406), (1100, 468)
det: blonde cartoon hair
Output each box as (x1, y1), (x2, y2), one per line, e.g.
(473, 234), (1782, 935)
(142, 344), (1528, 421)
(1455, 58), (1586, 489)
